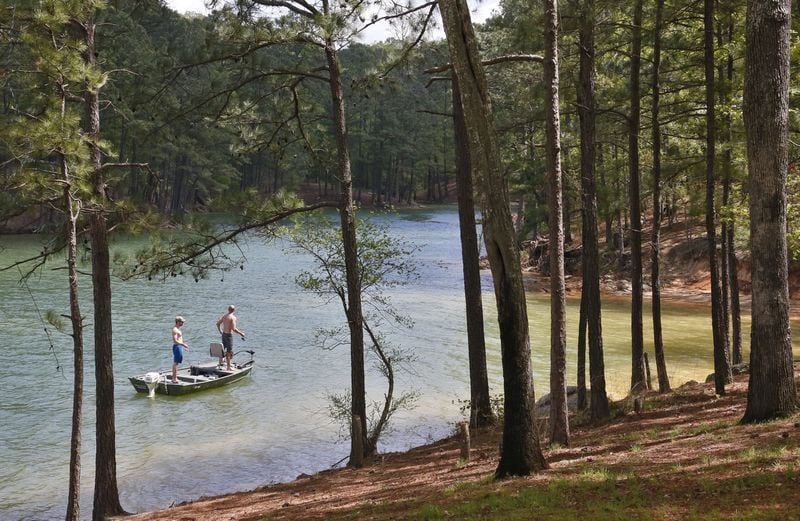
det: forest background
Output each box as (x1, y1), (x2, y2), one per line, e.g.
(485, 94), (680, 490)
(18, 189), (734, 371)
(7, 0), (800, 260)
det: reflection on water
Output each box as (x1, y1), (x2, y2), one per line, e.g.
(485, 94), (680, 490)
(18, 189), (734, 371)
(0, 207), (777, 520)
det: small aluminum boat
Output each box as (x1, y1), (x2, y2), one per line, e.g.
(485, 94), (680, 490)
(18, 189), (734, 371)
(129, 346), (254, 396)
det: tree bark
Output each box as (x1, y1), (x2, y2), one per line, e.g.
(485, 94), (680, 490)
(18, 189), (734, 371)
(650, 0), (671, 394)
(576, 284), (587, 412)
(576, 0), (610, 420)
(629, 0), (646, 393)
(742, 0), (797, 422)
(82, 15), (125, 521)
(363, 323), (394, 456)
(728, 218), (743, 365)
(722, 11), (743, 367)
(438, 0), (547, 476)
(325, 39), (367, 463)
(705, 0), (732, 396)
(64, 169), (84, 521)
(59, 84), (84, 521)
(453, 77), (494, 428)
(717, 9), (736, 367)
(543, 0), (569, 446)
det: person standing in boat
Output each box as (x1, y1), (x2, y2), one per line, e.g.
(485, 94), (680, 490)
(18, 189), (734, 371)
(216, 305), (245, 370)
(172, 316), (190, 383)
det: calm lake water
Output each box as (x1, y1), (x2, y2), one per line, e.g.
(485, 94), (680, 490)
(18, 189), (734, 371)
(0, 207), (772, 520)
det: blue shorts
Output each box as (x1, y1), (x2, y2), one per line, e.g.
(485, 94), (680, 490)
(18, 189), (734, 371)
(221, 333), (233, 353)
(172, 344), (184, 364)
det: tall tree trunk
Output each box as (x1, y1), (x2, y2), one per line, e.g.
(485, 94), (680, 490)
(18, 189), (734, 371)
(439, 0), (547, 476)
(83, 16), (126, 521)
(64, 165), (84, 521)
(59, 86), (84, 521)
(325, 40), (367, 463)
(728, 212), (743, 365)
(629, 0), (646, 393)
(577, 0), (610, 420)
(129, 140), (139, 201)
(171, 155), (185, 217)
(742, 0), (796, 422)
(453, 77), (494, 428)
(650, 0), (670, 393)
(562, 173), (572, 245)
(544, 0), (569, 446)
(719, 13), (732, 365)
(723, 11), (743, 366)
(705, 0), (732, 395)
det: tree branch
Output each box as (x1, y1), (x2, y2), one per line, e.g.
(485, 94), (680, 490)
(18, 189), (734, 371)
(424, 53), (544, 74)
(251, 0), (319, 18)
(124, 202), (339, 280)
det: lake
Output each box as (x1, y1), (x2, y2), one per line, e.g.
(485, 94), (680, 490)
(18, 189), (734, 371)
(0, 206), (763, 520)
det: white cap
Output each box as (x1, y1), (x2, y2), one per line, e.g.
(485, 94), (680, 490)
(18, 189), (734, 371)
(175, 316), (186, 323)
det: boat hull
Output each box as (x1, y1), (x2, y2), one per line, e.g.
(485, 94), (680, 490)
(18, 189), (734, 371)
(129, 361), (253, 396)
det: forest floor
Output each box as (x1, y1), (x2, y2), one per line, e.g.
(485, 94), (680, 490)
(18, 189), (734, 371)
(115, 212), (800, 521)
(118, 365), (800, 521)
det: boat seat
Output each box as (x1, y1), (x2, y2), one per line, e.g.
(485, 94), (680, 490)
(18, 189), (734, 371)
(209, 342), (224, 358)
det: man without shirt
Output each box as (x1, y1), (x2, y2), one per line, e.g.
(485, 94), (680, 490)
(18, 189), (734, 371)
(216, 305), (245, 370)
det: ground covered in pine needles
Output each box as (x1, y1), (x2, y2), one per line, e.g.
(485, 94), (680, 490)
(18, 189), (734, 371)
(117, 363), (800, 521)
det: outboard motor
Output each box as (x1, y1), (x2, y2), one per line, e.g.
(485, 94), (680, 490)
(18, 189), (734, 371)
(143, 372), (161, 398)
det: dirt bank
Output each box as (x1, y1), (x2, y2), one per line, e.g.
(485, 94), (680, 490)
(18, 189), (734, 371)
(115, 363), (800, 521)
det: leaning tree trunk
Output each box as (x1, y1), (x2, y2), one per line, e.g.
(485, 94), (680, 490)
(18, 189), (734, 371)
(439, 0), (547, 476)
(544, 0), (569, 447)
(325, 40), (367, 464)
(629, 0), (646, 393)
(705, 0), (732, 396)
(363, 323), (394, 456)
(577, 0), (610, 420)
(742, 0), (797, 422)
(453, 77), (494, 428)
(650, 0), (670, 393)
(83, 16), (125, 521)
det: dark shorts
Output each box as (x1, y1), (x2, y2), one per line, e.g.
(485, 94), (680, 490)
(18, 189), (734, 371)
(172, 344), (184, 364)
(221, 333), (233, 353)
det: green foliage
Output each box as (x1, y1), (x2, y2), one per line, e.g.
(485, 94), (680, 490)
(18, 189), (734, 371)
(288, 211), (420, 449)
(45, 309), (66, 333)
(455, 393), (504, 423)
(289, 211), (419, 308)
(326, 386), (420, 446)
(3, 0), (798, 274)
(0, 0), (103, 230)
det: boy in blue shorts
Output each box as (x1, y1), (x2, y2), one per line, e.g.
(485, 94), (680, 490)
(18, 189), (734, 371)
(171, 316), (190, 383)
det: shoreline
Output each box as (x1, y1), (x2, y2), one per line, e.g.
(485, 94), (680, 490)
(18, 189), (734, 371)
(113, 362), (800, 521)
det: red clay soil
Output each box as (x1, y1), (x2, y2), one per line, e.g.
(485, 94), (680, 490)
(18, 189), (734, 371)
(115, 364), (800, 521)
